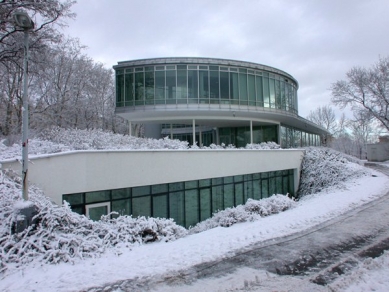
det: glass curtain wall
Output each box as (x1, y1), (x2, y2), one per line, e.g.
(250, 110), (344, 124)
(116, 64), (298, 114)
(219, 125), (278, 147)
(280, 125), (321, 148)
(63, 170), (294, 228)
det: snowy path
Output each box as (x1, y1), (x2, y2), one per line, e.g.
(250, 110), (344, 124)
(364, 162), (389, 176)
(109, 165), (389, 292)
(107, 186), (389, 292)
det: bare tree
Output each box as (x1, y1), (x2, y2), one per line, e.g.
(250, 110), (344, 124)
(32, 39), (85, 129)
(29, 38), (128, 134)
(0, 0), (75, 136)
(0, 60), (23, 135)
(326, 110), (378, 159)
(337, 112), (347, 135)
(328, 112), (350, 153)
(348, 111), (377, 159)
(306, 105), (339, 135)
(0, 1), (130, 136)
(0, 0), (75, 66)
(331, 56), (389, 132)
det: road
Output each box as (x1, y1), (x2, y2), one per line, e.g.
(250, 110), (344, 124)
(86, 163), (389, 292)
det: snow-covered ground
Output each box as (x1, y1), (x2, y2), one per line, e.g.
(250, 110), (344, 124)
(1, 128), (389, 291)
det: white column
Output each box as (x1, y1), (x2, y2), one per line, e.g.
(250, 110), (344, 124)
(250, 120), (253, 144)
(192, 119), (196, 146)
(129, 122), (132, 136)
(199, 126), (202, 147)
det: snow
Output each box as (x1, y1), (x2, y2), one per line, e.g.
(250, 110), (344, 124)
(0, 127), (281, 161)
(13, 200), (35, 210)
(1, 128), (389, 291)
(189, 195), (296, 233)
(331, 251), (389, 292)
(297, 146), (367, 196)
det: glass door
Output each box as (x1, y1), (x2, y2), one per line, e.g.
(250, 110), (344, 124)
(86, 202), (110, 221)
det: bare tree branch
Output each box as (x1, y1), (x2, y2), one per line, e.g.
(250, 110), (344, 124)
(331, 56), (389, 132)
(0, 0), (76, 65)
(306, 105), (339, 135)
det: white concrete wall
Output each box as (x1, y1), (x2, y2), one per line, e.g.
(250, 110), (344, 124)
(367, 143), (389, 162)
(1, 149), (304, 205)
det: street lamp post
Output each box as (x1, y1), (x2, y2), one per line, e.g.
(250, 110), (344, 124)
(13, 11), (34, 201)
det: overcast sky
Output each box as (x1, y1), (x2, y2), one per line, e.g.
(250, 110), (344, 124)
(61, 0), (389, 118)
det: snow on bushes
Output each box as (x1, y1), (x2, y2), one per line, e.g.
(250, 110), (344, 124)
(189, 195), (296, 234)
(0, 170), (187, 273)
(0, 127), (283, 160)
(0, 128), (190, 160)
(297, 147), (368, 197)
(197, 142), (280, 150)
(38, 127), (190, 151)
(245, 142), (281, 149)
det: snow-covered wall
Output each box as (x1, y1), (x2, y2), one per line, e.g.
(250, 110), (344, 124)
(1, 149), (304, 205)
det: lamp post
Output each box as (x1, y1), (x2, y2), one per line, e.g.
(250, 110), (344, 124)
(13, 11), (34, 201)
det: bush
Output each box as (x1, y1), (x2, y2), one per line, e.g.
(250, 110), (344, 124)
(189, 195), (296, 234)
(297, 147), (367, 197)
(0, 171), (187, 273)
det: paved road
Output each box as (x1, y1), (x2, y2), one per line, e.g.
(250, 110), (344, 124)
(86, 164), (389, 292)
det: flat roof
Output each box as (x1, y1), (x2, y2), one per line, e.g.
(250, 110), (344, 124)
(114, 57), (298, 88)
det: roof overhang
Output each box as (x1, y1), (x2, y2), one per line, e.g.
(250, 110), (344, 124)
(115, 104), (329, 136)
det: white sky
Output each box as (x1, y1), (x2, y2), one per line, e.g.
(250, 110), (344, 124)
(61, 0), (389, 118)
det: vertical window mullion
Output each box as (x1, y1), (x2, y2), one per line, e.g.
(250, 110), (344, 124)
(165, 194), (169, 218)
(143, 71), (145, 105)
(228, 71), (230, 101)
(182, 186), (186, 228)
(218, 70), (221, 102)
(208, 69), (210, 104)
(164, 68), (167, 104)
(186, 68), (189, 104)
(246, 73), (249, 105)
(237, 72), (240, 105)
(150, 191), (154, 217)
(130, 187), (133, 214)
(123, 72), (126, 106)
(197, 69), (199, 103)
(198, 187), (201, 222)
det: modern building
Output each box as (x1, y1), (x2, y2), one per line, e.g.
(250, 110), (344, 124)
(1, 58), (329, 228)
(114, 57), (328, 147)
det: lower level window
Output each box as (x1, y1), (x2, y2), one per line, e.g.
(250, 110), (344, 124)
(63, 169), (294, 228)
(86, 202), (110, 221)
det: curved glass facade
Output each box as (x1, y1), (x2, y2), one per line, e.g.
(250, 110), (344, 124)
(114, 58), (327, 148)
(115, 60), (299, 114)
(280, 125), (321, 148)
